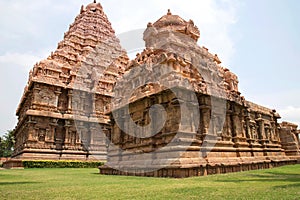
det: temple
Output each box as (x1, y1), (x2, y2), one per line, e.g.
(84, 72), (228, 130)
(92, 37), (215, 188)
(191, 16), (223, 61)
(12, 2), (128, 160)
(11, 1), (300, 177)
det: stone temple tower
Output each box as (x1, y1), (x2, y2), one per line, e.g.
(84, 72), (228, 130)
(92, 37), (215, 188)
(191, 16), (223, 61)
(10, 2), (299, 175)
(99, 10), (299, 177)
(13, 1), (128, 160)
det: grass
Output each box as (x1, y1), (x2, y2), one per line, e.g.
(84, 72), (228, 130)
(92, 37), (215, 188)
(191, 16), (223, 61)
(0, 165), (300, 200)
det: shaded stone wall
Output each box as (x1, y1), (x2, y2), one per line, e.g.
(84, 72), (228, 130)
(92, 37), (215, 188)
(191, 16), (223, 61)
(101, 86), (293, 177)
(100, 9), (299, 177)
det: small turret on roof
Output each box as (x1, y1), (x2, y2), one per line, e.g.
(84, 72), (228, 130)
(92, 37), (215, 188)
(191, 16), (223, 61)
(152, 9), (200, 42)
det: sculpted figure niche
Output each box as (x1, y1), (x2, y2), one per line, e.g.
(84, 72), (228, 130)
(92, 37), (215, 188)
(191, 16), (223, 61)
(9, 2), (299, 175)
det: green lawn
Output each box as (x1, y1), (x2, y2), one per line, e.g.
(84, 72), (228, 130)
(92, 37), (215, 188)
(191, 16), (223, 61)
(0, 165), (300, 200)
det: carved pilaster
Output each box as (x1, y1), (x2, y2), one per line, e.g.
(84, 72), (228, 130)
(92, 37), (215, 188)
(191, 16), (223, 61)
(269, 121), (276, 142)
(245, 111), (255, 144)
(80, 92), (86, 113)
(91, 93), (97, 117)
(200, 105), (210, 135)
(54, 87), (62, 111)
(32, 84), (41, 109)
(222, 112), (232, 141)
(231, 112), (239, 139)
(67, 90), (73, 113)
(256, 114), (266, 145)
(232, 105), (248, 148)
(48, 119), (58, 144)
(64, 120), (72, 145)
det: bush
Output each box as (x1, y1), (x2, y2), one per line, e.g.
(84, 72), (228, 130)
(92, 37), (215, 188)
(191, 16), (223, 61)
(22, 160), (104, 168)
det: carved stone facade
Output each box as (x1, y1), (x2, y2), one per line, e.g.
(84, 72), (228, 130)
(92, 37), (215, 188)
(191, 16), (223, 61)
(99, 9), (300, 177)
(13, 2), (299, 175)
(279, 122), (300, 157)
(13, 2), (128, 160)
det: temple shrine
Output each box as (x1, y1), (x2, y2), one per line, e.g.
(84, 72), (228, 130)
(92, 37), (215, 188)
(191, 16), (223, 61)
(12, 1), (300, 177)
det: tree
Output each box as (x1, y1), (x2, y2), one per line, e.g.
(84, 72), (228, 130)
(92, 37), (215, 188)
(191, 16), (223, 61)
(0, 130), (15, 158)
(0, 136), (3, 157)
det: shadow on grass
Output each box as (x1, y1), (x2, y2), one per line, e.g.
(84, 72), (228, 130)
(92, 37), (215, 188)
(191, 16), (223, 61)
(91, 172), (102, 175)
(265, 171), (300, 177)
(0, 181), (41, 186)
(214, 170), (300, 190)
(273, 183), (300, 189)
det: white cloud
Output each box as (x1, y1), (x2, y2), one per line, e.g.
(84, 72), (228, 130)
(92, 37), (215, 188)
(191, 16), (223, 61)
(154, 0), (239, 67)
(0, 0), (299, 136)
(278, 106), (300, 126)
(0, 0), (240, 136)
(0, 52), (42, 72)
(0, 0), (239, 66)
(102, 0), (240, 67)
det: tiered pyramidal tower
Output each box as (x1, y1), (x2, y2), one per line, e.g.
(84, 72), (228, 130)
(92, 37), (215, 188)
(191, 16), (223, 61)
(13, 2), (128, 160)
(99, 9), (300, 177)
(11, 2), (299, 176)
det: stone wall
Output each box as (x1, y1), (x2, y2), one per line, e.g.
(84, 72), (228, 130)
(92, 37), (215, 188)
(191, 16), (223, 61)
(100, 9), (299, 177)
(279, 122), (300, 157)
(13, 2), (299, 175)
(100, 86), (296, 177)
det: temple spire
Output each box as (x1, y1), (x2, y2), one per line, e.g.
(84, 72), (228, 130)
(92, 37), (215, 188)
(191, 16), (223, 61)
(167, 9), (172, 15)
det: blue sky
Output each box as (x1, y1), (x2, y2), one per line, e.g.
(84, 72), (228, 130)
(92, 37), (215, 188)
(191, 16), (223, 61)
(0, 0), (299, 136)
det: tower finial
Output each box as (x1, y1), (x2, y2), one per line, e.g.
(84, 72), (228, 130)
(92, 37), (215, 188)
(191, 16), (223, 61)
(167, 9), (172, 15)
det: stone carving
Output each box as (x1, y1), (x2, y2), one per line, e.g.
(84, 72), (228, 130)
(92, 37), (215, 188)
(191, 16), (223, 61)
(279, 122), (300, 156)
(13, 1), (127, 161)
(223, 68), (239, 93)
(35, 89), (56, 106)
(100, 8), (299, 177)
(12, 2), (299, 175)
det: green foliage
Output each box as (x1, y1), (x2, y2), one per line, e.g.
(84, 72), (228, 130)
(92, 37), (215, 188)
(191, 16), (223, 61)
(0, 130), (15, 158)
(22, 160), (104, 168)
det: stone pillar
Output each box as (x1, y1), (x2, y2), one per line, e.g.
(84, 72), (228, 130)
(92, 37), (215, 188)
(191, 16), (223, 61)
(49, 119), (58, 142)
(54, 87), (62, 111)
(64, 120), (72, 146)
(241, 115), (247, 138)
(200, 105), (210, 135)
(67, 90), (73, 113)
(90, 126), (95, 146)
(80, 92), (86, 113)
(264, 124), (271, 142)
(232, 106), (242, 138)
(256, 115), (265, 145)
(270, 121), (276, 142)
(232, 106), (249, 153)
(245, 112), (255, 144)
(223, 111), (232, 141)
(32, 84), (41, 105)
(91, 94), (97, 117)
(27, 116), (36, 142)
(76, 124), (83, 145)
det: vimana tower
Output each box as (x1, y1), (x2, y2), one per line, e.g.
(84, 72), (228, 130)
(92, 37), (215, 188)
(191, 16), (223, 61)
(11, 1), (299, 177)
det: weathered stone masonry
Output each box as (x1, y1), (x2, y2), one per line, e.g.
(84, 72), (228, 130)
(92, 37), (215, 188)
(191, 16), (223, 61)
(13, 2), (128, 160)
(99, 8), (300, 177)
(12, 2), (300, 176)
